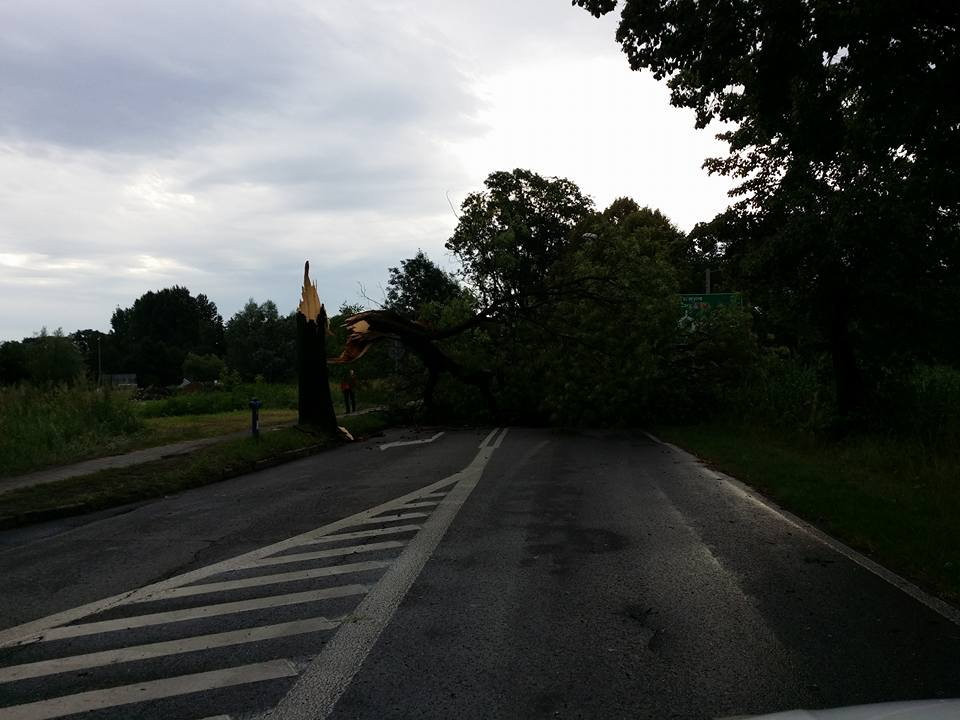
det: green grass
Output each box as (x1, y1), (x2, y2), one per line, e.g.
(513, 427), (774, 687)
(0, 378), (391, 477)
(0, 385), (144, 477)
(0, 412), (390, 529)
(657, 422), (960, 603)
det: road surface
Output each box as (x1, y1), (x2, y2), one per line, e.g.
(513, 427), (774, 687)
(0, 426), (958, 719)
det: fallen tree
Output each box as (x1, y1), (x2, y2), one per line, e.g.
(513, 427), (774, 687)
(328, 309), (497, 416)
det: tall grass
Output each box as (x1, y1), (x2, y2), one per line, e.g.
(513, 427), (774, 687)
(136, 383), (298, 417)
(0, 384), (143, 477)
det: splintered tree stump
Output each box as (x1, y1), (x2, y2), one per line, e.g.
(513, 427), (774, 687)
(296, 261), (339, 433)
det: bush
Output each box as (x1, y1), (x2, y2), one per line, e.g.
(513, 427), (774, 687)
(0, 384), (143, 476)
(873, 365), (960, 448)
(182, 353), (225, 382)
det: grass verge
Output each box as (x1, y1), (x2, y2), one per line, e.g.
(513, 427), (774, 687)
(657, 422), (960, 604)
(0, 412), (389, 530)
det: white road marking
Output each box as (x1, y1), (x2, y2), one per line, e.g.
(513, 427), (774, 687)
(272, 427), (519, 720)
(133, 561), (393, 603)
(399, 501), (439, 509)
(296, 526), (422, 546)
(0, 428), (503, 651)
(33, 586), (368, 643)
(493, 427), (509, 448)
(420, 491), (448, 499)
(378, 431), (444, 451)
(644, 431), (960, 628)
(0, 617), (342, 683)
(478, 428), (499, 448)
(0, 660), (297, 720)
(245, 541), (405, 569)
(355, 512), (428, 525)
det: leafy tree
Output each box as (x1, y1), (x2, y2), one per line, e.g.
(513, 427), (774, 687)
(223, 299), (296, 382)
(384, 251), (462, 319)
(574, 0), (960, 419)
(22, 328), (85, 386)
(446, 169), (595, 312)
(111, 286), (226, 386)
(0, 341), (29, 385)
(182, 352), (226, 382)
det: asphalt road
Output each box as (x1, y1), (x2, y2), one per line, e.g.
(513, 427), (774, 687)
(0, 426), (958, 720)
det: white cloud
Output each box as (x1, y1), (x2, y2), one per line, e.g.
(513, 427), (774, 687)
(0, 0), (734, 342)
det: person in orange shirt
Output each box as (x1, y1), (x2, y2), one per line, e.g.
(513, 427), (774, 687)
(340, 369), (357, 414)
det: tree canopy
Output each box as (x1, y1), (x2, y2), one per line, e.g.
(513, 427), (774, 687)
(384, 251), (462, 319)
(575, 0), (960, 416)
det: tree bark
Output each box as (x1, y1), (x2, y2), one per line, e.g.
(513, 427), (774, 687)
(297, 306), (339, 432)
(829, 295), (862, 425)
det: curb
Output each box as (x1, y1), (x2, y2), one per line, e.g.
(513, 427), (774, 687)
(0, 442), (332, 532)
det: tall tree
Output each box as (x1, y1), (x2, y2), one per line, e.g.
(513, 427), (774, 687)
(384, 251), (462, 319)
(446, 169), (595, 312)
(224, 299), (296, 382)
(111, 286), (226, 386)
(575, 0), (960, 417)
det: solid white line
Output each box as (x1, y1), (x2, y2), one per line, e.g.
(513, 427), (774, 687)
(0, 429), (501, 650)
(378, 432), (444, 451)
(478, 428), (499, 448)
(247, 541), (404, 568)
(33, 586), (368, 643)
(0, 616), (341, 683)
(398, 501), (439, 509)
(296, 526), (422, 546)
(132, 561), (392, 603)
(420, 491), (448, 499)
(0, 660), (297, 720)
(643, 431), (960, 627)
(354, 512), (429, 525)
(272, 428), (522, 720)
(492, 427), (509, 448)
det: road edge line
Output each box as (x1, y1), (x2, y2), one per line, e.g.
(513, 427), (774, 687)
(643, 430), (960, 628)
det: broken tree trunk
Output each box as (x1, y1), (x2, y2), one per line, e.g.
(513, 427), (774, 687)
(296, 261), (339, 433)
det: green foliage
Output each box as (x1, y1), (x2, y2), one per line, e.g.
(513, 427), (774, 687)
(446, 169), (595, 310)
(223, 299), (296, 382)
(22, 328), (86, 386)
(656, 306), (761, 422)
(136, 382), (297, 417)
(385, 251), (462, 318)
(0, 341), (29, 385)
(182, 352), (226, 382)
(111, 286), (225, 386)
(576, 0), (960, 418)
(0, 384), (143, 477)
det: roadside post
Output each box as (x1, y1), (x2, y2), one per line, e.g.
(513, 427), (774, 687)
(249, 398), (262, 439)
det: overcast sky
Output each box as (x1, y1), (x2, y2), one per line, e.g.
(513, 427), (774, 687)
(0, 0), (733, 342)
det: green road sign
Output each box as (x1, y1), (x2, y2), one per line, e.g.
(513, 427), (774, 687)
(679, 293), (743, 312)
